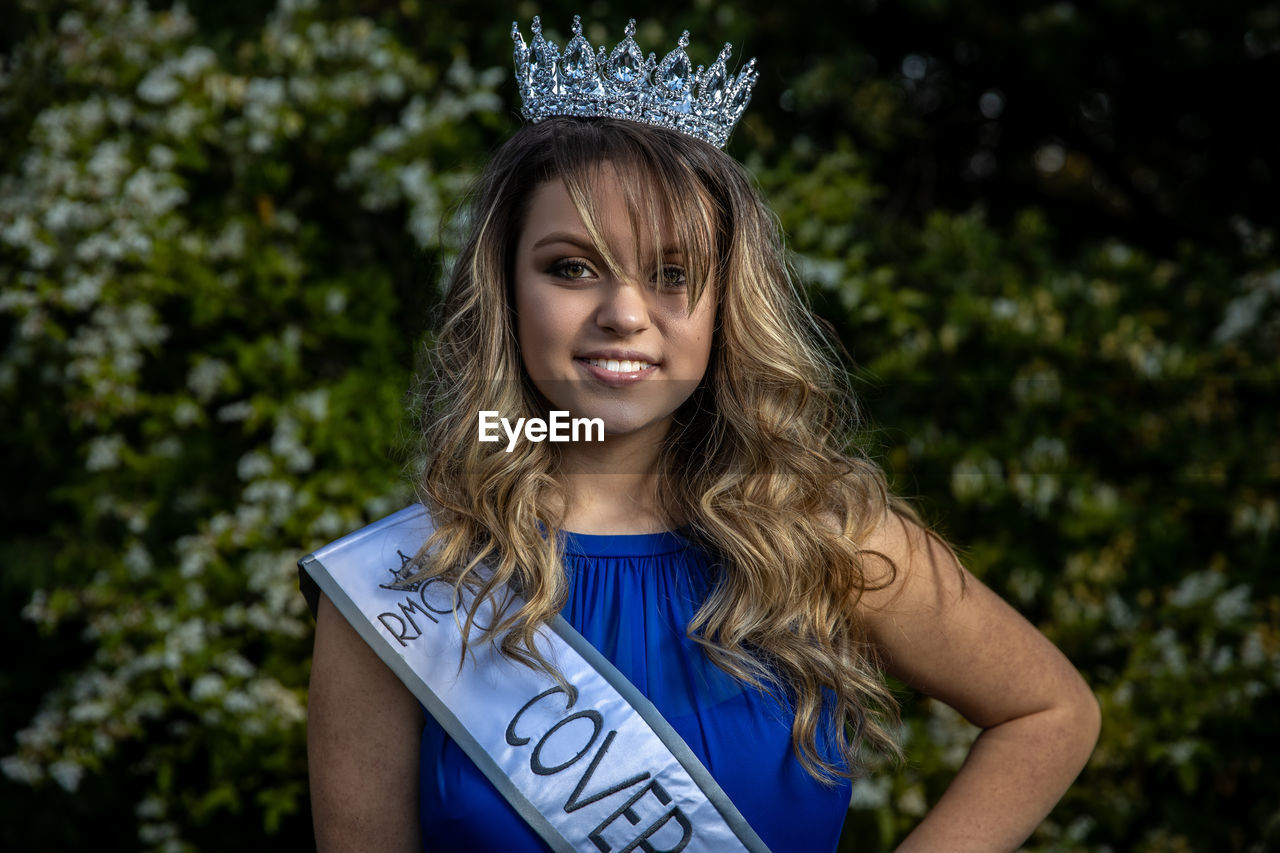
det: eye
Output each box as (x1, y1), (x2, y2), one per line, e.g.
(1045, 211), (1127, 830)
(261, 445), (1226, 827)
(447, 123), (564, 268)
(655, 265), (687, 288)
(548, 259), (595, 280)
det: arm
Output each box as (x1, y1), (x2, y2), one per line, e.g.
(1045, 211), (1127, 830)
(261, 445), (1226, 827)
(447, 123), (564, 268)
(308, 592), (424, 852)
(856, 512), (1100, 853)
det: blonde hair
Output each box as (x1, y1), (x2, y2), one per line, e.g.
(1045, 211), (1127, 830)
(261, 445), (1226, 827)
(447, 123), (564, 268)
(413, 117), (914, 781)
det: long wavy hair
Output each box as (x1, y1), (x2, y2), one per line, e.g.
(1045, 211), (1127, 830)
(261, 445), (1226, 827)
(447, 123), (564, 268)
(412, 117), (916, 781)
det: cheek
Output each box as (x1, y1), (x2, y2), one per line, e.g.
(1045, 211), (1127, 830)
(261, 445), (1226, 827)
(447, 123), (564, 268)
(514, 295), (561, 376)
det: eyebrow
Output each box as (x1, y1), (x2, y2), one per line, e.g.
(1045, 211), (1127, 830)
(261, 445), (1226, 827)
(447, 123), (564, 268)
(528, 231), (684, 256)
(529, 232), (596, 252)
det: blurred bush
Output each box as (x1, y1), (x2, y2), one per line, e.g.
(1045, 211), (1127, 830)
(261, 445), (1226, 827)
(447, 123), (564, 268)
(1, 0), (1277, 850)
(758, 143), (1280, 852)
(0, 0), (503, 847)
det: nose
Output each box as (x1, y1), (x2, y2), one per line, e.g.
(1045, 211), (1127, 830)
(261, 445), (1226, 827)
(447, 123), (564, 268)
(594, 278), (652, 336)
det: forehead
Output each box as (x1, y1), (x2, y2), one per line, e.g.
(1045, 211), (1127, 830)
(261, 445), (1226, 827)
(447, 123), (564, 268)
(519, 161), (691, 257)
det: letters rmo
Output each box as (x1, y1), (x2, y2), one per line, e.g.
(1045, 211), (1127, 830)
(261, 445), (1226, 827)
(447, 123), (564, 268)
(478, 410), (604, 452)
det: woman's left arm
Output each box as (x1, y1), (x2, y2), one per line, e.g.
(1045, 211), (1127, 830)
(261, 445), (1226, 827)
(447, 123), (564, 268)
(856, 512), (1101, 853)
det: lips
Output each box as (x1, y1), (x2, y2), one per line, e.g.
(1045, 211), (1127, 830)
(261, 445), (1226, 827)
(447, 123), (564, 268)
(574, 356), (657, 386)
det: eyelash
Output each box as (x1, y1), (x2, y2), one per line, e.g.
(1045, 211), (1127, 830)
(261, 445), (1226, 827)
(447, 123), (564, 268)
(548, 259), (594, 280)
(546, 259), (688, 288)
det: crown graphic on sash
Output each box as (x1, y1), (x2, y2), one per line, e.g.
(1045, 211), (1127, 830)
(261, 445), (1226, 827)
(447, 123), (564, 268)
(511, 15), (759, 149)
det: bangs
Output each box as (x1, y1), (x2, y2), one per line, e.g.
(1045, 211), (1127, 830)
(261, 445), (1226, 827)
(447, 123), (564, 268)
(546, 126), (721, 312)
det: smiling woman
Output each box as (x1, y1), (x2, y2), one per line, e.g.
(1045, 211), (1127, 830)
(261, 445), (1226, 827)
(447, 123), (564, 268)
(514, 162), (716, 453)
(303, 15), (1100, 853)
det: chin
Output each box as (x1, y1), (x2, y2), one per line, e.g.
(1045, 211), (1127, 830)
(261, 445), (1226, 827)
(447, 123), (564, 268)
(562, 402), (674, 440)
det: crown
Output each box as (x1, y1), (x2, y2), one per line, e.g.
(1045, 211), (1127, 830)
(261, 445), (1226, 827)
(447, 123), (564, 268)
(511, 15), (758, 149)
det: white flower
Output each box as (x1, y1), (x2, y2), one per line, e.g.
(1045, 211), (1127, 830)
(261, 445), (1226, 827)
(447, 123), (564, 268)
(86, 434), (126, 471)
(1025, 436), (1067, 470)
(49, 759), (84, 793)
(123, 168), (188, 216)
(324, 288), (347, 314)
(69, 700), (111, 723)
(245, 76), (286, 109)
(251, 678), (306, 724)
(186, 358), (229, 401)
(135, 795), (166, 820)
(174, 45), (216, 80)
(1214, 270), (1280, 344)
(163, 102), (203, 139)
(216, 400), (254, 422)
(208, 221), (247, 261)
(124, 543), (153, 583)
(1212, 585), (1252, 624)
(148, 144), (176, 170)
(178, 544), (208, 578)
(1169, 571), (1226, 608)
(217, 652), (256, 680)
(138, 69), (181, 104)
(1, 755), (43, 785)
(20, 589), (50, 624)
(295, 388), (330, 421)
(236, 451), (273, 481)
(1, 214), (38, 250)
(172, 400), (201, 427)
(138, 821), (179, 845)
(848, 776), (890, 809)
(190, 673), (225, 701)
(63, 271), (106, 310)
(86, 140), (132, 192)
(896, 785), (927, 817)
(223, 689), (254, 714)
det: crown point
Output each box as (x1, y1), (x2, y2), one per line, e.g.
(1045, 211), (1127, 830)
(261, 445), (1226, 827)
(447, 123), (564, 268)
(532, 16), (542, 35)
(678, 31), (690, 49)
(572, 15), (582, 35)
(511, 21), (520, 40)
(624, 19), (637, 37)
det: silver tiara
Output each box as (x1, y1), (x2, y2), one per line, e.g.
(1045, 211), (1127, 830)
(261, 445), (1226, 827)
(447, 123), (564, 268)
(511, 15), (758, 149)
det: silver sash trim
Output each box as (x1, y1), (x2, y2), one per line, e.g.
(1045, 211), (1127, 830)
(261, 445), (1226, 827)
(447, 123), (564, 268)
(300, 504), (772, 853)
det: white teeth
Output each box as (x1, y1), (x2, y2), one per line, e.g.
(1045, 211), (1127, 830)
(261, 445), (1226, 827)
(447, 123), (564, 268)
(583, 357), (652, 373)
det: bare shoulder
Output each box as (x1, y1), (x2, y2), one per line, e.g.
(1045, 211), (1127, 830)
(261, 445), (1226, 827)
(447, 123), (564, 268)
(848, 509), (1097, 730)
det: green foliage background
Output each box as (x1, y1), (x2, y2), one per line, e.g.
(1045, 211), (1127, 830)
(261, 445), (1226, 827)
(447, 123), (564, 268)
(1, 0), (1276, 850)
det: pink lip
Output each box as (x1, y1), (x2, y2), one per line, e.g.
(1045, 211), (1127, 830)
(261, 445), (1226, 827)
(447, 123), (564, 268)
(574, 357), (658, 387)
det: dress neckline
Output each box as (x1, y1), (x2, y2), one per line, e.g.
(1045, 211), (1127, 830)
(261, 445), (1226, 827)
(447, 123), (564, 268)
(558, 528), (692, 557)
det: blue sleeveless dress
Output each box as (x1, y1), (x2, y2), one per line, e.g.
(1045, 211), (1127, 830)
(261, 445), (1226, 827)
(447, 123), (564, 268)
(417, 529), (852, 852)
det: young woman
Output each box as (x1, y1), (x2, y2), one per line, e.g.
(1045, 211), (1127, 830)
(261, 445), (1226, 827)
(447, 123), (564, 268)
(305, 18), (1100, 853)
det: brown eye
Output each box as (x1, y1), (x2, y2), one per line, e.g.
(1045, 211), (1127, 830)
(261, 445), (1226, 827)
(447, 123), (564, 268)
(550, 260), (593, 280)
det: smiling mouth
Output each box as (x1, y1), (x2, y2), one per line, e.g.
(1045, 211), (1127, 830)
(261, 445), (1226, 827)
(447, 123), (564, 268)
(577, 357), (655, 373)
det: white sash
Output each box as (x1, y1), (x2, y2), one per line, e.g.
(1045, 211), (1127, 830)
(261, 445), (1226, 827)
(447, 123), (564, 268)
(300, 504), (772, 853)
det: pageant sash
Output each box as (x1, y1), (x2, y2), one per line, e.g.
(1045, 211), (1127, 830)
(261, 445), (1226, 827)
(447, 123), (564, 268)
(299, 504), (771, 853)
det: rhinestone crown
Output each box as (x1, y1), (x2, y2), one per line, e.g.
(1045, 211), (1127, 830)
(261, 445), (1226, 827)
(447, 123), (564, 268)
(511, 15), (758, 149)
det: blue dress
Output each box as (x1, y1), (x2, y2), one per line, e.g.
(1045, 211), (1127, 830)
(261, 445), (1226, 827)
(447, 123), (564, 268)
(418, 529), (852, 852)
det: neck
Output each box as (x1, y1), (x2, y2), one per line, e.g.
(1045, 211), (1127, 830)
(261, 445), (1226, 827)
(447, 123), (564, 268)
(554, 431), (671, 534)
